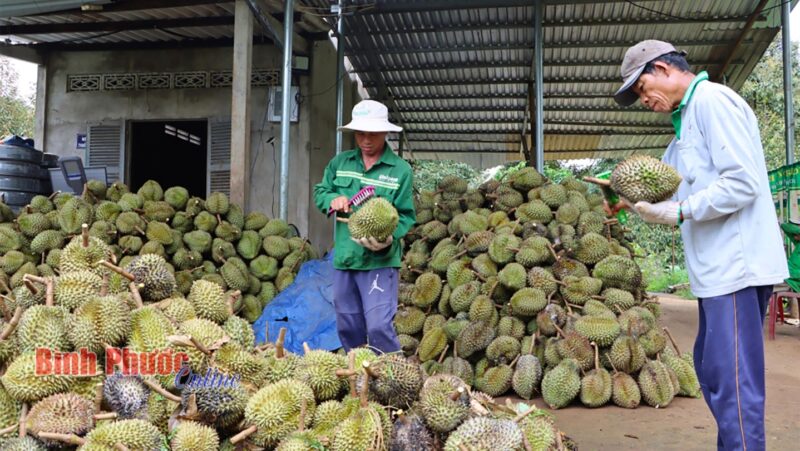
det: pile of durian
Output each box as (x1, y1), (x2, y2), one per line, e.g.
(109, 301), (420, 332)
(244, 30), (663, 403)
(397, 166), (701, 411)
(0, 179), (318, 324)
(0, 179), (575, 450)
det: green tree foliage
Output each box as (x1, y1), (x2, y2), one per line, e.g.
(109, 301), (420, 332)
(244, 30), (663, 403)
(740, 33), (800, 170)
(0, 57), (34, 138)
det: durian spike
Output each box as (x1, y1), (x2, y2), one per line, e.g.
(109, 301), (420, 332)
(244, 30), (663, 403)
(590, 341), (600, 372)
(81, 223), (90, 248)
(448, 386), (465, 401)
(0, 423), (17, 435)
(129, 282), (144, 308)
(302, 342), (312, 355)
(45, 279), (54, 307)
(36, 432), (86, 445)
(298, 398), (307, 432)
(359, 363), (371, 408)
(94, 412), (117, 420)
(437, 344), (450, 363)
(662, 326), (682, 355)
(275, 327), (287, 359)
(22, 279), (39, 296)
(99, 260), (136, 282)
(22, 274), (48, 285)
(141, 377), (182, 403)
(18, 403), (27, 437)
(94, 383), (104, 412)
(0, 306), (23, 340)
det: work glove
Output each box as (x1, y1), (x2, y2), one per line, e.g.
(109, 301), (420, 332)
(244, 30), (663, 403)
(632, 200), (681, 225)
(351, 235), (393, 252)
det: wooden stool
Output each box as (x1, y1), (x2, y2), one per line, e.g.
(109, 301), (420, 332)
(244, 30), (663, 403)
(768, 291), (800, 340)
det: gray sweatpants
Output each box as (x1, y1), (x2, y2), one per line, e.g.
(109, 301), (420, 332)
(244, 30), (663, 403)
(332, 267), (401, 353)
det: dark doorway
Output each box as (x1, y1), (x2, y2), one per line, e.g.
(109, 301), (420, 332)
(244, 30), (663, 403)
(129, 120), (207, 197)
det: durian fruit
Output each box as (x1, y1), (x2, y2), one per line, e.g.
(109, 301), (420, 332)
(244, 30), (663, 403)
(52, 270), (103, 310)
(573, 315), (620, 348)
(389, 410), (435, 451)
(1, 351), (73, 402)
(26, 392), (95, 445)
(188, 279), (230, 324)
(579, 342), (612, 408)
(329, 377), (392, 451)
(123, 254), (176, 302)
(443, 416), (524, 451)
(661, 327), (702, 398)
(347, 197), (399, 242)
(171, 421), (220, 451)
(512, 335), (543, 400)
(68, 294), (132, 353)
(181, 382), (249, 429)
(103, 372), (150, 419)
(610, 154), (682, 203)
(0, 436), (47, 450)
(418, 374), (470, 433)
(17, 305), (70, 353)
(638, 359), (676, 408)
(363, 354), (424, 409)
(418, 327), (447, 362)
(177, 318), (227, 373)
(540, 358), (581, 409)
(518, 409), (559, 451)
(296, 344), (347, 401)
(592, 255), (642, 292)
(607, 333), (647, 374)
(82, 418), (165, 449)
(239, 379), (316, 448)
(474, 363), (513, 397)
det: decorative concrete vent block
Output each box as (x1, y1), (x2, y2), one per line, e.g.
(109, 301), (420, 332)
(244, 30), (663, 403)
(103, 74), (136, 91)
(138, 73), (172, 89)
(68, 74), (102, 92)
(174, 71), (208, 89)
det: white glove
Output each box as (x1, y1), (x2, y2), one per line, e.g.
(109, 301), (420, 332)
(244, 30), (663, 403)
(351, 235), (393, 252)
(633, 200), (681, 225)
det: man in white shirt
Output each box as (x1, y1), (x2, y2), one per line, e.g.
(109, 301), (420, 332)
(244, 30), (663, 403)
(611, 40), (788, 451)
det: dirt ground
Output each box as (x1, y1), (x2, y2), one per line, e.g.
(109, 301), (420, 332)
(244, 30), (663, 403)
(511, 295), (800, 451)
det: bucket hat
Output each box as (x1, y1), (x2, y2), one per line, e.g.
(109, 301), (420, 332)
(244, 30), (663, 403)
(339, 100), (403, 132)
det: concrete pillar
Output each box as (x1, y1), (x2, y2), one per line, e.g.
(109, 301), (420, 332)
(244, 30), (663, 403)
(34, 64), (47, 150)
(231, 0), (253, 209)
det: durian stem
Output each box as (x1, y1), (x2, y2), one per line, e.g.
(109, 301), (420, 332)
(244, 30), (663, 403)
(605, 352), (620, 374)
(0, 278), (10, 294)
(94, 412), (117, 420)
(591, 341), (600, 372)
(114, 443), (131, 451)
(298, 399), (306, 432)
(335, 217), (349, 223)
(359, 363), (371, 408)
(81, 223), (90, 248)
(48, 190), (61, 200)
(226, 290), (241, 316)
(347, 350), (357, 397)
(528, 334), (537, 354)
(129, 282), (144, 308)
(453, 250), (468, 260)
(510, 354), (520, 368)
(582, 176), (611, 187)
(94, 383), (104, 412)
(22, 274), (47, 285)
(99, 260), (136, 281)
(276, 328), (287, 359)
(362, 360), (379, 379)
(0, 423), (16, 435)
(0, 306), (22, 340)
(302, 342), (312, 355)
(36, 432), (86, 445)
(18, 403), (27, 437)
(184, 393), (199, 419)
(45, 279), (54, 307)
(522, 433), (534, 451)
(459, 445), (470, 451)
(551, 322), (566, 339)
(141, 378), (182, 403)
(100, 274), (109, 296)
(437, 344), (450, 363)
(134, 226), (146, 236)
(453, 340), (459, 359)
(513, 404), (538, 423)
(448, 386), (465, 401)
(547, 243), (560, 262)
(662, 327), (682, 355)
(23, 279), (39, 296)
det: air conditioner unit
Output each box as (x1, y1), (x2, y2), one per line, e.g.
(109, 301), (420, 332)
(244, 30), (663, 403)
(268, 86), (299, 123)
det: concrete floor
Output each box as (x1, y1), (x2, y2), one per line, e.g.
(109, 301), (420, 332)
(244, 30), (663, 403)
(518, 295), (800, 451)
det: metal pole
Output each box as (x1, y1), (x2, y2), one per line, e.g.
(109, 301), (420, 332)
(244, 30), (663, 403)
(279, 0), (294, 221)
(782, 0), (795, 165)
(335, 0), (346, 156)
(533, 0), (544, 172)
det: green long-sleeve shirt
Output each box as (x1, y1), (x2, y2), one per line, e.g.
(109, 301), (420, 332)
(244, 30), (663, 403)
(313, 144), (416, 270)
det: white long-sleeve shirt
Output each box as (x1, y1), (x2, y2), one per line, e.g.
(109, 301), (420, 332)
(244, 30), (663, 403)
(661, 79), (789, 298)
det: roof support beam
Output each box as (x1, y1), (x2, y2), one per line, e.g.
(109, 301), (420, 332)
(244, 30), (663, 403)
(29, 0), (231, 15)
(406, 145), (668, 154)
(0, 44), (43, 64)
(403, 129), (675, 136)
(0, 16), (235, 35)
(246, 0), (309, 54)
(349, 58), (737, 72)
(715, 0), (770, 82)
(404, 119), (670, 128)
(397, 106), (649, 113)
(362, 77), (620, 87)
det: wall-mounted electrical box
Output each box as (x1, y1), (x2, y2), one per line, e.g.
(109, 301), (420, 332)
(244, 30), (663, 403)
(268, 86), (299, 123)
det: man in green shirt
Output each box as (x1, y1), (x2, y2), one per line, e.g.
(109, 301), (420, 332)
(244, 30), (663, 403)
(313, 100), (416, 353)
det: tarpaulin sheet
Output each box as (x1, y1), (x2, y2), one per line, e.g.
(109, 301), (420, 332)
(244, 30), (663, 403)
(252, 252), (341, 354)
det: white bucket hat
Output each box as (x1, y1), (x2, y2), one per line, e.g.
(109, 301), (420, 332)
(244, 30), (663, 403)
(339, 100), (403, 133)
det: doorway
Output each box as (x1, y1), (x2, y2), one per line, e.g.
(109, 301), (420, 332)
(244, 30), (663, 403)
(128, 120), (207, 197)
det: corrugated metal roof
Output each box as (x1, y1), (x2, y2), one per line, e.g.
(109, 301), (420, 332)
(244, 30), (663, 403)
(306, 0), (795, 161)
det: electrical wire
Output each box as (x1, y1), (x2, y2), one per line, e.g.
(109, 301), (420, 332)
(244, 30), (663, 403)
(623, 0), (794, 22)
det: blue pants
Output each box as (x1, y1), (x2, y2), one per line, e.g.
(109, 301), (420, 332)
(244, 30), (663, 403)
(695, 285), (771, 451)
(332, 267), (401, 353)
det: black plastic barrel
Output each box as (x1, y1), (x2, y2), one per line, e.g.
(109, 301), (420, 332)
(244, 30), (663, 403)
(0, 141), (52, 208)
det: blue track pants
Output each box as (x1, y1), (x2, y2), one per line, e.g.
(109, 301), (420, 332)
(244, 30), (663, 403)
(695, 285), (771, 451)
(332, 267), (401, 353)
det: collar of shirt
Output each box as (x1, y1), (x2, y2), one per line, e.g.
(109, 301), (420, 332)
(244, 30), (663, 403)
(671, 70), (709, 140)
(347, 143), (397, 171)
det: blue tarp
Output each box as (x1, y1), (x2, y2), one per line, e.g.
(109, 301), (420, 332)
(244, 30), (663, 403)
(252, 251), (342, 354)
